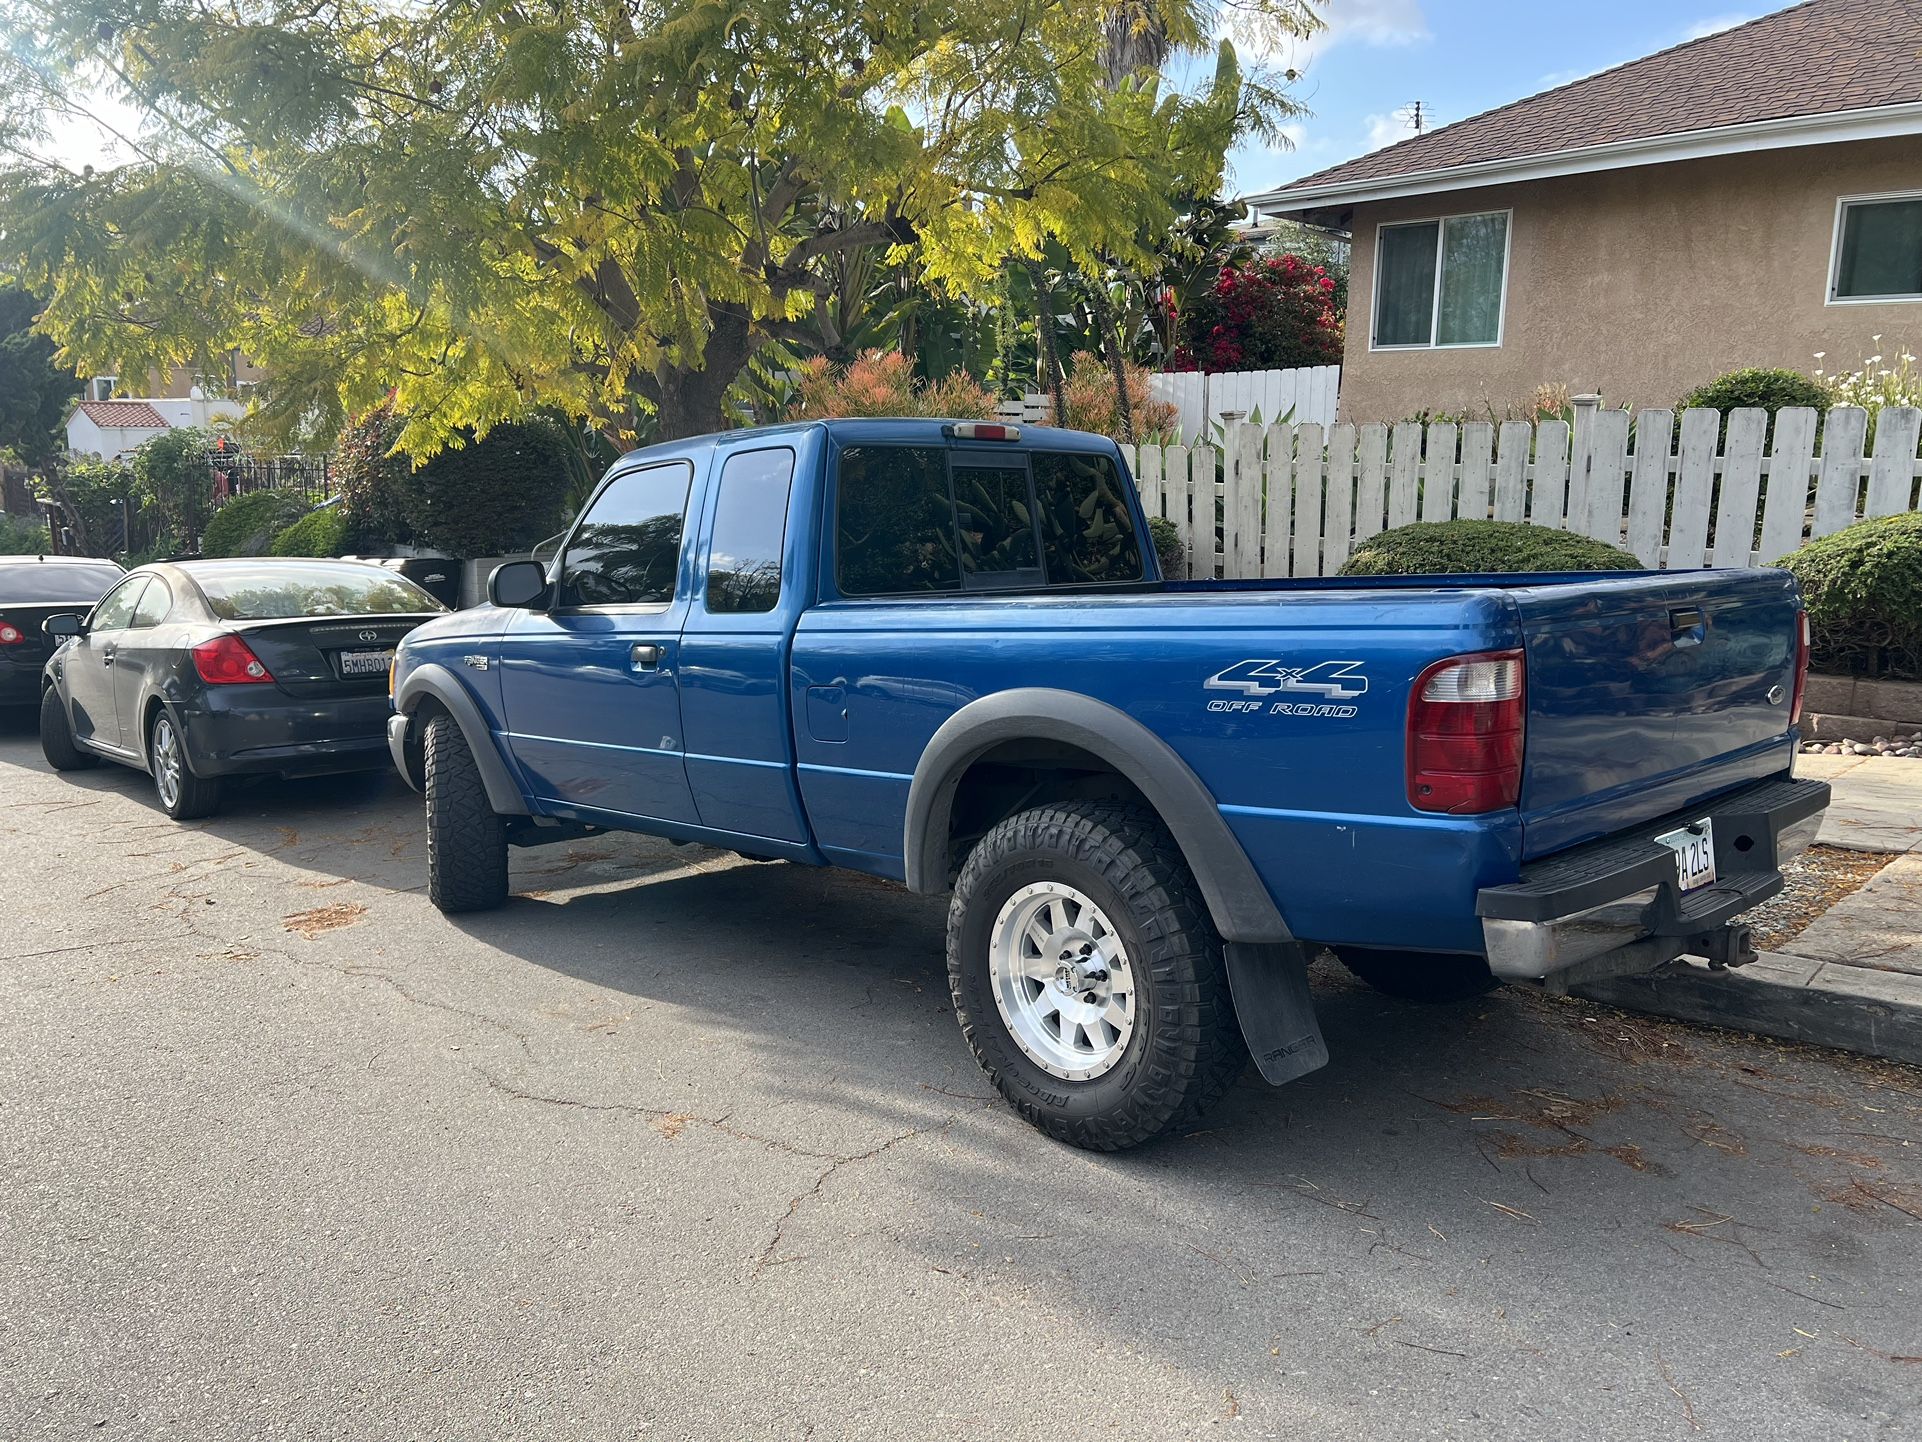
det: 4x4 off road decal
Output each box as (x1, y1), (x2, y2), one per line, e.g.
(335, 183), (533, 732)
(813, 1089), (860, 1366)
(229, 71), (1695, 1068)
(1203, 659), (1367, 718)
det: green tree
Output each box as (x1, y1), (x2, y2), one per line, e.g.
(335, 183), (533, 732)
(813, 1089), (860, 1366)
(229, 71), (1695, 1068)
(0, 287), (82, 468)
(0, 0), (1308, 453)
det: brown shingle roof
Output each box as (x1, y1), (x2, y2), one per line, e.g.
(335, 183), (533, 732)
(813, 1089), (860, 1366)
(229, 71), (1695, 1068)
(1268, 0), (1922, 196)
(76, 400), (169, 428)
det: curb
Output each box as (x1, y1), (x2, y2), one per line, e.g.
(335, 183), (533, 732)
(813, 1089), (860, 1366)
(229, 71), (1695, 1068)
(1575, 952), (1922, 1068)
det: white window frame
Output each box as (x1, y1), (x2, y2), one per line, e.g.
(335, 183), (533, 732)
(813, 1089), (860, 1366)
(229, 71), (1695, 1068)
(1369, 208), (1512, 351)
(1827, 189), (1922, 305)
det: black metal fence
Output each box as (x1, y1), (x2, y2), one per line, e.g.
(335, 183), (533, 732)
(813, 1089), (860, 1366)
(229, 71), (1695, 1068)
(216, 451), (334, 508)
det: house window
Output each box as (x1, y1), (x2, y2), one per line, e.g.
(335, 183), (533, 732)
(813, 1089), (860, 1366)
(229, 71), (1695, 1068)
(1830, 193), (1922, 303)
(1372, 211), (1510, 348)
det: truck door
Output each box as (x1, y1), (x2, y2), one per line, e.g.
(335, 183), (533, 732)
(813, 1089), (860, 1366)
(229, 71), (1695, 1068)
(495, 458), (701, 824)
(678, 444), (813, 845)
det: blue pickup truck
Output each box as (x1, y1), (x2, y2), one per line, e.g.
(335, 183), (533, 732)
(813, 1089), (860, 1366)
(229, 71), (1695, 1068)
(387, 418), (1828, 1149)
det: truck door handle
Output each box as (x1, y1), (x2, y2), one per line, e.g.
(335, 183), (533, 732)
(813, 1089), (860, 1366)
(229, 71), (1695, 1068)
(1669, 608), (1705, 647)
(630, 643), (663, 668)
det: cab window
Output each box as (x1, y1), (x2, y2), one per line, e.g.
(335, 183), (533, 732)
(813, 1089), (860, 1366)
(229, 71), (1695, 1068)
(706, 448), (794, 614)
(560, 462), (693, 608)
(131, 579), (173, 628)
(836, 446), (959, 596)
(90, 577), (148, 632)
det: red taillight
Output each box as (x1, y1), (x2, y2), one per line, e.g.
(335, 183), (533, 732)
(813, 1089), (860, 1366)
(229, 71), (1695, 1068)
(191, 634), (275, 685)
(1790, 610), (1811, 729)
(1408, 650), (1526, 814)
(0, 619), (23, 646)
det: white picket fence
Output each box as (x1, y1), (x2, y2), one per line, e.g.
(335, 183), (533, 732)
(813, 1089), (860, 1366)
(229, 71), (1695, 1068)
(1147, 365), (1341, 444)
(1119, 404), (1922, 580)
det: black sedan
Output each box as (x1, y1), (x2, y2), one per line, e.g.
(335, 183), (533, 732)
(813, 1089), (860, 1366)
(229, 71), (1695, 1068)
(1, 554), (126, 707)
(39, 558), (447, 818)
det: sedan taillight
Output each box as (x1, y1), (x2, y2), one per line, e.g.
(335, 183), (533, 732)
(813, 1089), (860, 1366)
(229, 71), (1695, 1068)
(0, 618), (24, 646)
(1407, 651), (1526, 814)
(192, 634), (275, 685)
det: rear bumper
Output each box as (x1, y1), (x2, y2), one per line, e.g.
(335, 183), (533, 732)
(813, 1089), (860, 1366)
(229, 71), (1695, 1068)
(178, 689), (396, 778)
(0, 656), (48, 703)
(1475, 775), (1829, 980)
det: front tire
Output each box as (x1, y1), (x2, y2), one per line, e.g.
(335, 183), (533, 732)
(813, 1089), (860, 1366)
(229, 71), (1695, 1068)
(39, 687), (99, 772)
(1334, 947), (1499, 1003)
(148, 709), (222, 820)
(948, 802), (1246, 1151)
(424, 712), (508, 913)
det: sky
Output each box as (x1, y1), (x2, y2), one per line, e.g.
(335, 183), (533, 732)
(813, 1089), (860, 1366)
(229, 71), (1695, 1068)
(1220, 0), (1777, 199)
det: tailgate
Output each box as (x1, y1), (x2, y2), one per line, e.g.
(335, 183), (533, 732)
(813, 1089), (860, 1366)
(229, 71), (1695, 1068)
(232, 615), (437, 697)
(1514, 569), (1800, 858)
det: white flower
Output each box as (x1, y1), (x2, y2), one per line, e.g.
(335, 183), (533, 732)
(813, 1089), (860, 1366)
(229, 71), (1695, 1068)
(1873, 334), (1883, 344)
(1868, 355), (1883, 365)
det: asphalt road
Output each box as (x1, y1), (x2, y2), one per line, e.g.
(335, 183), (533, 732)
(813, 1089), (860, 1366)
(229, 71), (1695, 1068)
(3, 713), (1919, 1441)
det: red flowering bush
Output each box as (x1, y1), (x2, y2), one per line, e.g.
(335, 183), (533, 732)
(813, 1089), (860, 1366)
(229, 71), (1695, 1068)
(1170, 255), (1343, 372)
(788, 351), (997, 420)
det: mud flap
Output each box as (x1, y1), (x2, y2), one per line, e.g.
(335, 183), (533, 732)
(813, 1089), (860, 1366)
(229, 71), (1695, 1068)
(1224, 942), (1329, 1085)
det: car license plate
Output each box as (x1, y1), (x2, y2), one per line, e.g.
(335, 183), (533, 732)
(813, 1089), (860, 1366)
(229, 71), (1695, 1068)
(338, 648), (394, 677)
(1656, 819), (1717, 892)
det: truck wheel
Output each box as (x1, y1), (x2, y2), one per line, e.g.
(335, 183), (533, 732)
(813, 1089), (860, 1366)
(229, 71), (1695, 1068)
(424, 712), (508, 913)
(149, 709), (223, 819)
(39, 688), (98, 772)
(947, 802), (1246, 1151)
(1334, 947), (1499, 1003)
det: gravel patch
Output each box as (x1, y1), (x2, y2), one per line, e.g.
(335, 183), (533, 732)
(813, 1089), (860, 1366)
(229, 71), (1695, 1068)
(1746, 845), (1891, 951)
(1803, 732), (1922, 759)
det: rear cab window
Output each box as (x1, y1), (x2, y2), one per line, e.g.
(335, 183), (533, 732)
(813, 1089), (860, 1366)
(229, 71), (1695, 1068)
(835, 443), (1143, 596)
(194, 563), (444, 619)
(0, 562), (124, 603)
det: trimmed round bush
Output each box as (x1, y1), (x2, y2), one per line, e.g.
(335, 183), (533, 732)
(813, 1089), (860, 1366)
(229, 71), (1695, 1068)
(1678, 367), (1830, 419)
(269, 505), (350, 557)
(399, 418), (575, 557)
(201, 490), (309, 557)
(1146, 517), (1184, 577)
(1775, 512), (1922, 681)
(1338, 520), (1642, 576)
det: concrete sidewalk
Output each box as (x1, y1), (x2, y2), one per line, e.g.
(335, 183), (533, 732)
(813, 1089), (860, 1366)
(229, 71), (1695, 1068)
(1579, 753), (1922, 1066)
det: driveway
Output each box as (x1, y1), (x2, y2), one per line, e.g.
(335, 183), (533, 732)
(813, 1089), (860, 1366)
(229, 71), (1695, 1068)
(2, 714), (1918, 1440)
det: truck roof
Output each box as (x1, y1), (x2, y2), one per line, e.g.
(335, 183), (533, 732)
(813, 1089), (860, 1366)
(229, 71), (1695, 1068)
(617, 417), (1120, 467)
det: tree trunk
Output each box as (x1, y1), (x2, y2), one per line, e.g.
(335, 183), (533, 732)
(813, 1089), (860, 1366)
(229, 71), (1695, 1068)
(1027, 262), (1067, 426)
(647, 305), (761, 442)
(1085, 279), (1134, 443)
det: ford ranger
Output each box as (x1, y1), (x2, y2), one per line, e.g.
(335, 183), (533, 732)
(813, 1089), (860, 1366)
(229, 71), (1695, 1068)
(387, 419), (1828, 1149)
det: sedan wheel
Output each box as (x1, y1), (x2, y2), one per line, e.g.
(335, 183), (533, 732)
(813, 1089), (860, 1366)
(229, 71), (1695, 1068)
(149, 710), (222, 820)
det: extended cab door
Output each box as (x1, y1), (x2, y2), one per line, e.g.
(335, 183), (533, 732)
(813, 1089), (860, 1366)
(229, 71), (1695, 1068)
(677, 442), (813, 844)
(495, 459), (701, 824)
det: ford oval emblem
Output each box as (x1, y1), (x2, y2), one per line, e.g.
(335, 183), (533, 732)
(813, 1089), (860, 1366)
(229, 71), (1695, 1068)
(358, 629), (380, 642)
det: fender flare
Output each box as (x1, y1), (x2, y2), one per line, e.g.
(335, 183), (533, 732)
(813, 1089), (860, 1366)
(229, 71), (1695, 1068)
(393, 663), (530, 815)
(903, 688), (1291, 944)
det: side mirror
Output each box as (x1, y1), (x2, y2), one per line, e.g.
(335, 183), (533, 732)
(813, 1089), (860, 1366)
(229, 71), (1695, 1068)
(488, 559), (550, 610)
(43, 612), (83, 639)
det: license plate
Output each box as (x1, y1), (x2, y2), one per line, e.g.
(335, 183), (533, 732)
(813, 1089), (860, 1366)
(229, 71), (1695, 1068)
(1656, 819), (1717, 892)
(337, 648), (394, 677)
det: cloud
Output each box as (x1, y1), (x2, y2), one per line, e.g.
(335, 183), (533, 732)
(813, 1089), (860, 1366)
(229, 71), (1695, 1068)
(1682, 10), (1760, 40)
(1273, 121), (1309, 152)
(1363, 108), (1438, 152)
(1254, 0), (1430, 68)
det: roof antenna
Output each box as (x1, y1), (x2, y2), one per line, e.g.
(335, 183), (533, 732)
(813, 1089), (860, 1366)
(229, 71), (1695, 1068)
(1395, 100), (1428, 135)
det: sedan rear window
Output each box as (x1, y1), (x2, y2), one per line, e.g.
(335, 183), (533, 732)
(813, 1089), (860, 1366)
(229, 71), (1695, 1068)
(0, 562), (124, 603)
(194, 563), (446, 620)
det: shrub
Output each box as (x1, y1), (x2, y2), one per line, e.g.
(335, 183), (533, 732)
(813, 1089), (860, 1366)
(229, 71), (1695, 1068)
(1775, 512), (1922, 681)
(1170, 254), (1343, 372)
(0, 510), (50, 554)
(1146, 517), (1184, 577)
(270, 505), (350, 557)
(132, 426), (220, 545)
(1677, 367), (1830, 427)
(335, 399), (414, 550)
(788, 350), (998, 420)
(1338, 520), (1642, 576)
(1054, 352), (1179, 436)
(397, 417), (577, 557)
(201, 490), (309, 558)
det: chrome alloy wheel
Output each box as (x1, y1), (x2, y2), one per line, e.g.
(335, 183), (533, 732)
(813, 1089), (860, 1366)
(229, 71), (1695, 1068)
(152, 714), (184, 809)
(989, 881), (1137, 1081)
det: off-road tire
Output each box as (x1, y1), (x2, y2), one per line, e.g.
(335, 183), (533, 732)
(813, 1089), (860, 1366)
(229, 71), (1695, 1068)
(148, 709), (222, 820)
(424, 712), (508, 913)
(1334, 946), (1500, 1003)
(39, 687), (98, 771)
(948, 801), (1247, 1151)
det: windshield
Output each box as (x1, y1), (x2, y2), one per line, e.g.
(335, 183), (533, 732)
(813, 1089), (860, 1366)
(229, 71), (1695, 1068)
(0, 561), (124, 603)
(193, 562), (447, 620)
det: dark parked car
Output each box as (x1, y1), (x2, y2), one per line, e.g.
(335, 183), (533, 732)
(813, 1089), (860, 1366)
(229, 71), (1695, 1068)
(40, 558), (446, 818)
(0, 555), (126, 707)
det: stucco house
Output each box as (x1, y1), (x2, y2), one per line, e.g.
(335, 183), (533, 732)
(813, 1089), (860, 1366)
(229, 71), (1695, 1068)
(1244, 0), (1922, 422)
(66, 392), (246, 461)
